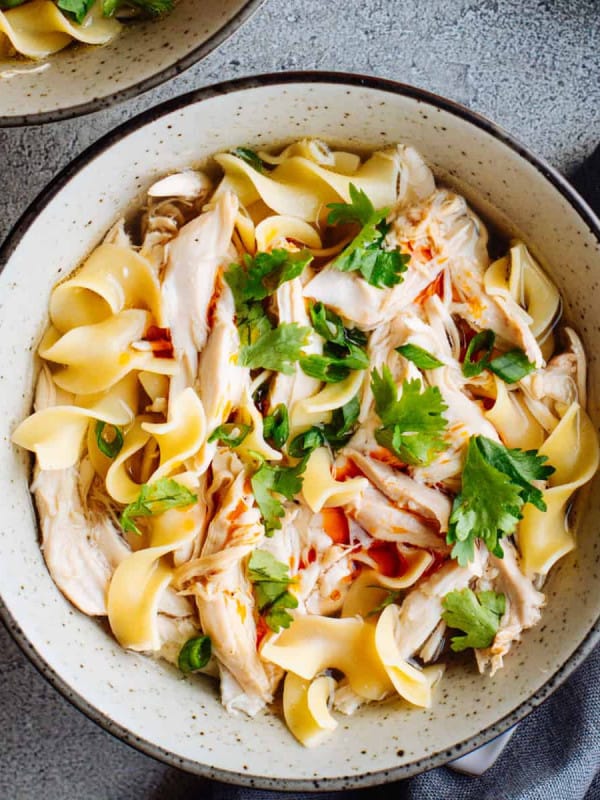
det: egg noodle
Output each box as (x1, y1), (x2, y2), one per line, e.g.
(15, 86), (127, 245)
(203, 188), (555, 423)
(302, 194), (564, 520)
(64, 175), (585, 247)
(13, 140), (598, 747)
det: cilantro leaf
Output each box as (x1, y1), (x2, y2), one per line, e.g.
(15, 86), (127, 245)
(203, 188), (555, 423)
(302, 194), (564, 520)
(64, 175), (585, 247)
(442, 588), (506, 651)
(474, 436), (554, 511)
(302, 302), (369, 383)
(446, 438), (524, 564)
(265, 592), (298, 631)
(299, 345), (368, 383)
(250, 459), (307, 535)
(57, 0), (95, 23)
(102, 0), (172, 16)
(208, 422), (252, 448)
(371, 367), (448, 465)
(322, 394), (360, 449)
(248, 549), (298, 631)
(396, 343), (443, 370)
(239, 322), (310, 374)
(327, 184), (409, 288)
(231, 147), (267, 173)
(462, 329), (495, 378)
(120, 478), (197, 535)
(288, 427), (326, 458)
(263, 404), (289, 449)
(225, 249), (313, 311)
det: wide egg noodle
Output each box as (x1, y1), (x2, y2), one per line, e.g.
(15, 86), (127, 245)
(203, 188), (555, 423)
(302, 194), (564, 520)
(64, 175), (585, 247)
(0, 0), (120, 59)
(142, 387), (207, 480)
(374, 604), (443, 708)
(301, 447), (368, 512)
(518, 402), (599, 577)
(104, 418), (152, 504)
(341, 560), (433, 620)
(12, 370), (138, 471)
(234, 389), (282, 463)
(484, 375), (545, 450)
(290, 370), (363, 435)
(261, 614), (393, 701)
(107, 493), (200, 652)
(39, 309), (178, 395)
(254, 215), (322, 253)
(213, 148), (401, 223)
(282, 673), (338, 748)
(50, 243), (164, 334)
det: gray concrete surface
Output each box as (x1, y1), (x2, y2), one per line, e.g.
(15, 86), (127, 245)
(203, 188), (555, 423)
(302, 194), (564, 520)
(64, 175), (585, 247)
(0, 0), (599, 797)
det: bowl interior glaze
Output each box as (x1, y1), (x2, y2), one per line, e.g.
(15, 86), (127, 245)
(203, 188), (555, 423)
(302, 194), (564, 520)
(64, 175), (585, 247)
(0, 75), (599, 790)
(0, 0), (262, 124)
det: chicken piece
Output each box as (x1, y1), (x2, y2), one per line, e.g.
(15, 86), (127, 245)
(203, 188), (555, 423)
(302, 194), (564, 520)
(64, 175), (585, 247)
(475, 540), (544, 676)
(30, 367), (130, 616)
(176, 456), (273, 704)
(395, 145), (436, 208)
(343, 449), (452, 532)
(268, 277), (321, 411)
(161, 190), (238, 396)
(197, 280), (248, 435)
(345, 483), (449, 551)
(393, 549), (486, 659)
(528, 327), (586, 409)
(34, 465), (130, 616)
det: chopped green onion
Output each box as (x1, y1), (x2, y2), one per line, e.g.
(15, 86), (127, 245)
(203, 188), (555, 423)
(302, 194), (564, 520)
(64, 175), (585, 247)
(231, 147), (265, 174)
(178, 635), (212, 673)
(208, 422), (252, 447)
(396, 343), (443, 369)
(95, 421), (124, 459)
(489, 349), (536, 383)
(462, 329), (495, 377)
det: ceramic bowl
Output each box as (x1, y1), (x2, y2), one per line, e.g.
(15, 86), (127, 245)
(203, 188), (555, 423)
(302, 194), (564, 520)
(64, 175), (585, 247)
(0, 0), (263, 125)
(1, 73), (599, 791)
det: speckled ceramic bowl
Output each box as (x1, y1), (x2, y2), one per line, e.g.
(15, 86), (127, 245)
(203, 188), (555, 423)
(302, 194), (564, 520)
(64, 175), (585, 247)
(0, 0), (263, 125)
(1, 73), (599, 791)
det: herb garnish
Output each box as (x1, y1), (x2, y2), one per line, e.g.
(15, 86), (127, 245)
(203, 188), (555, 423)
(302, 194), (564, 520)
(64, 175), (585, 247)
(248, 549), (298, 632)
(120, 478), (197, 535)
(371, 366), (448, 466)
(327, 184), (409, 288)
(447, 436), (555, 565)
(442, 589), (506, 651)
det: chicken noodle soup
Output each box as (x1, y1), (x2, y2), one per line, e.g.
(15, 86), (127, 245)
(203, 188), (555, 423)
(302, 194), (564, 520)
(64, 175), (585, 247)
(13, 140), (599, 747)
(0, 0), (173, 60)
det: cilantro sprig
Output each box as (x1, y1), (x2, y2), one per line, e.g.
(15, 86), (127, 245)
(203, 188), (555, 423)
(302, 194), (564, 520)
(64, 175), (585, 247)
(300, 302), (369, 383)
(442, 589), (506, 651)
(327, 184), (409, 288)
(248, 549), (298, 631)
(225, 249), (313, 374)
(370, 366), (448, 466)
(447, 436), (555, 565)
(120, 478), (197, 535)
(251, 458), (307, 536)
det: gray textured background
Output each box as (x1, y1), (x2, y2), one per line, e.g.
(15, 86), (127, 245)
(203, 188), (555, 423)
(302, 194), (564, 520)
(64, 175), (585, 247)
(1, 0), (599, 798)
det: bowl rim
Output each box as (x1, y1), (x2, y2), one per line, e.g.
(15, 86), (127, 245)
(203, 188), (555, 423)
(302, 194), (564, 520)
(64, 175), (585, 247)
(1, 70), (599, 791)
(0, 0), (265, 128)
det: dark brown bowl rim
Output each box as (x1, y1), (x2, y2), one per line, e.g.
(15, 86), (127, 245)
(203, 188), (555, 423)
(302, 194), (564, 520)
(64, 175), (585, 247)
(0, 0), (265, 127)
(1, 71), (599, 791)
